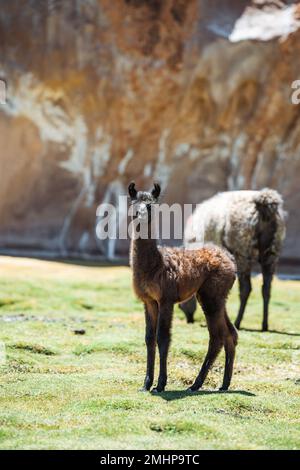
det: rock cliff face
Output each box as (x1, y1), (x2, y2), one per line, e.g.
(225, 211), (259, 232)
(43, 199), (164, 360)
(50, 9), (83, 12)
(0, 0), (300, 260)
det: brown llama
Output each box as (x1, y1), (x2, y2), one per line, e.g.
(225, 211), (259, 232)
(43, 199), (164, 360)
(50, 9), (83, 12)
(128, 182), (238, 393)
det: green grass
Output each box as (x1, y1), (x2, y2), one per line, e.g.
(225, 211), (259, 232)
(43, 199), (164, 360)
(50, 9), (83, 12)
(0, 256), (299, 449)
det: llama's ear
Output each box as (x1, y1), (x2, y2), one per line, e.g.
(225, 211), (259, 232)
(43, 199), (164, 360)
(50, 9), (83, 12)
(128, 181), (137, 200)
(151, 182), (161, 199)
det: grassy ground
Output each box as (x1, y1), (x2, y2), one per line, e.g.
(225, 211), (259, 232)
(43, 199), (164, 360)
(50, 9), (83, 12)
(0, 256), (299, 450)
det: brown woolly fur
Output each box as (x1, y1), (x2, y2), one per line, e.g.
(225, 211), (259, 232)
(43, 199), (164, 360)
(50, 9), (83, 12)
(181, 188), (286, 331)
(128, 182), (238, 394)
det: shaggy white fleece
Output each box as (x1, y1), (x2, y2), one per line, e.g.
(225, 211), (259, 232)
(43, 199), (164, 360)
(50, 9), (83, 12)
(185, 189), (286, 273)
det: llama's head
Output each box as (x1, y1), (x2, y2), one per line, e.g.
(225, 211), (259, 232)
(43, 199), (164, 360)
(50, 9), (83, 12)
(255, 188), (284, 221)
(128, 182), (161, 222)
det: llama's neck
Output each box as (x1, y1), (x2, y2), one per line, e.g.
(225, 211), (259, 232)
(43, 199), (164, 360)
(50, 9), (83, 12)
(130, 224), (162, 274)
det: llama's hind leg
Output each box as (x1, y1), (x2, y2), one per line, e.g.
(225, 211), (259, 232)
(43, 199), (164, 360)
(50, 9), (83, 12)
(189, 292), (224, 391)
(152, 301), (173, 393)
(179, 296), (197, 323)
(235, 272), (252, 329)
(220, 314), (238, 391)
(189, 330), (223, 392)
(142, 300), (158, 391)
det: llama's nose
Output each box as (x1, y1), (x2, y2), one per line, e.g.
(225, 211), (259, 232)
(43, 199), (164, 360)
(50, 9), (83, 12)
(138, 203), (147, 219)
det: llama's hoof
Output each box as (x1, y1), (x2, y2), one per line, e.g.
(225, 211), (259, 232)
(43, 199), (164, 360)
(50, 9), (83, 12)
(151, 386), (164, 394)
(234, 322), (241, 330)
(219, 386), (229, 392)
(187, 386), (198, 393)
(141, 376), (153, 391)
(262, 325), (268, 332)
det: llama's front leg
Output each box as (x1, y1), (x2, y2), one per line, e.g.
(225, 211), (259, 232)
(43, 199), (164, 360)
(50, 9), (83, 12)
(261, 264), (274, 332)
(142, 301), (158, 391)
(152, 301), (173, 393)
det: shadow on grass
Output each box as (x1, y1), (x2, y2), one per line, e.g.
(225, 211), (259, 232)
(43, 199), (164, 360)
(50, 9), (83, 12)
(240, 327), (300, 337)
(151, 389), (256, 401)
